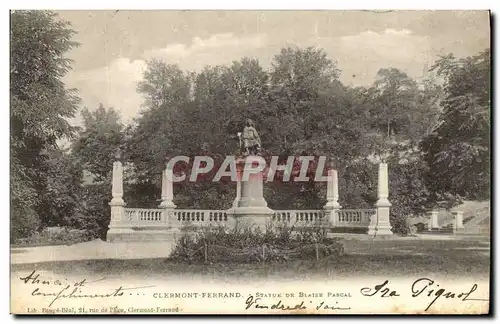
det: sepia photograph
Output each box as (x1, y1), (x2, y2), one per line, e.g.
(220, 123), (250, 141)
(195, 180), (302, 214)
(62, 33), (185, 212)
(9, 9), (491, 315)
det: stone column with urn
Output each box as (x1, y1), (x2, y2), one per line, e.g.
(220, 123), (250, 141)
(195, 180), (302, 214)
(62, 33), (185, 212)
(324, 169), (341, 227)
(107, 154), (131, 241)
(368, 162), (393, 236)
(231, 169), (242, 210)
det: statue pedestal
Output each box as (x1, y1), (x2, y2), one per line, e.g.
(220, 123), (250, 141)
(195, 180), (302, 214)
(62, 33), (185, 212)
(230, 157), (273, 231)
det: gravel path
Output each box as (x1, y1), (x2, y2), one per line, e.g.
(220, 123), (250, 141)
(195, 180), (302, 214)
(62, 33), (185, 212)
(10, 239), (174, 264)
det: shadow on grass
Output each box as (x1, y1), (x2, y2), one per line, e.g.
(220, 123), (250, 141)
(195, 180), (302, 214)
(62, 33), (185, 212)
(10, 250), (490, 281)
(10, 249), (30, 254)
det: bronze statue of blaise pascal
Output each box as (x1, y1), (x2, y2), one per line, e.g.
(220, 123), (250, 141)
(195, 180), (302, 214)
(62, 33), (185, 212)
(239, 119), (262, 156)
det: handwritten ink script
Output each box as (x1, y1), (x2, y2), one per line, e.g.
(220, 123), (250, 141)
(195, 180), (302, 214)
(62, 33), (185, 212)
(245, 295), (351, 312)
(360, 278), (489, 312)
(16, 271), (488, 314)
(19, 270), (154, 308)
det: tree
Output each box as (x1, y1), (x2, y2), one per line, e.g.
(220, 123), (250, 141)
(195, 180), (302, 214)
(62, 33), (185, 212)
(127, 60), (192, 182)
(421, 49), (490, 201)
(370, 68), (420, 140)
(125, 58), (273, 209)
(72, 104), (124, 181)
(388, 154), (431, 235)
(10, 10), (80, 239)
(416, 74), (443, 138)
(268, 46), (341, 152)
(69, 104), (127, 239)
(37, 147), (83, 227)
(10, 154), (39, 239)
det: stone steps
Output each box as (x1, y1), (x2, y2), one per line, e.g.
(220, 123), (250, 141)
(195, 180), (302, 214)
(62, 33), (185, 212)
(420, 228), (454, 235)
(461, 226), (490, 235)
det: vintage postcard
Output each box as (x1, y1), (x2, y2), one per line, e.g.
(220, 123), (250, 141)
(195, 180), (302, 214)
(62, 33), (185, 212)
(10, 10), (491, 315)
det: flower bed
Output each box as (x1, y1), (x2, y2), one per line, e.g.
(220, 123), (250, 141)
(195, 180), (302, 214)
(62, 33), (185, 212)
(169, 225), (344, 263)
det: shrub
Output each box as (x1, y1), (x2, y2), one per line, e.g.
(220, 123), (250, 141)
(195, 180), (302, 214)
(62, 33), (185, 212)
(390, 213), (411, 236)
(13, 226), (92, 247)
(71, 182), (111, 240)
(10, 205), (40, 242)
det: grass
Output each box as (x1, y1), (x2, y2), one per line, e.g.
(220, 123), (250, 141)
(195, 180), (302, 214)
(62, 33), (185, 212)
(11, 237), (490, 281)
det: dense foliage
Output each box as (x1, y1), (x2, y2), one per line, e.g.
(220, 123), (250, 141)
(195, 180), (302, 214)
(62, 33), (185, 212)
(421, 50), (490, 201)
(10, 10), (490, 241)
(124, 46), (445, 224)
(10, 10), (80, 240)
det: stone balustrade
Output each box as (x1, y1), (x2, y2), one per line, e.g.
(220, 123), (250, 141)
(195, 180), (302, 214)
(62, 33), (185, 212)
(272, 210), (327, 225)
(119, 207), (376, 229)
(124, 208), (165, 224)
(272, 209), (375, 228)
(172, 209), (229, 226)
(336, 209), (375, 227)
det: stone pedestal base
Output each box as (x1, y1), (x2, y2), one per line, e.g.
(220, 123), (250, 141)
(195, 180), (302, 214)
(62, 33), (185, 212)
(157, 207), (176, 228)
(427, 210), (440, 230)
(368, 224), (393, 236)
(368, 204), (393, 236)
(231, 206), (274, 232)
(324, 204), (341, 227)
(159, 200), (176, 209)
(452, 211), (464, 231)
(107, 200), (127, 241)
(230, 157), (274, 232)
(324, 201), (341, 209)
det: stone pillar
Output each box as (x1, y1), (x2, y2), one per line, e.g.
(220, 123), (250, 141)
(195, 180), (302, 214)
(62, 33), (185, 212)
(159, 167), (177, 227)
(107, 160), (128, 241)
(324, 169), (341, 227)
(427, 209), (440, 230)
(238, 157), (268, 208)
(368, 162), (393, 236)
(159, 168), (176, 209)
(231, 156), (273, 231)
(452, 210), (464, 232)
(226, 163), (241, 229)
(110, 161), (125, 205)
(232, 172), (241, 209)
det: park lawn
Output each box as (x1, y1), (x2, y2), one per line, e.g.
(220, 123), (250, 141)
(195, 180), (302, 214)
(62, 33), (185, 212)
(11, 236), (490, 281)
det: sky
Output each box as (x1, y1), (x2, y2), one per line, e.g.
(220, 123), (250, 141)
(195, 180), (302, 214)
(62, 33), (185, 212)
(56, 10), (491, 126)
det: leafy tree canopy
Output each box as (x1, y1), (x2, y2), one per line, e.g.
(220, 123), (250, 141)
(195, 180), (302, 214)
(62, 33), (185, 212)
(421, 49), (490, 200)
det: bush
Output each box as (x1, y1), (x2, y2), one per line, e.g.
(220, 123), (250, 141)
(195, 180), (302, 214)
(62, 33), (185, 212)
(71, 182), (111, 240)
(388, 156), (432, 236)
(390, 213), (411, 236)
(169, 224), (344, 264)
(10, 205), (40, 242)
(13, 226), (93, 247)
